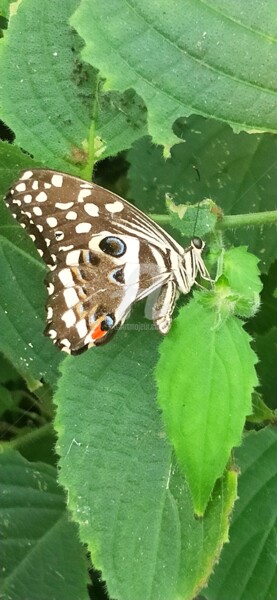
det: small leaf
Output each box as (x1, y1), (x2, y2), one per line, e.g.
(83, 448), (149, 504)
(166, 196), (218, 239)
(156, 299), (258, 515)
(222, 246), (262, 317)
(247, 391), (276, 425)
(0, 450), (89, 600)
(206, 427), (277, 600)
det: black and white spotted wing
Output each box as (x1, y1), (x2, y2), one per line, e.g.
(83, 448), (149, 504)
(5, 169), (210, 353)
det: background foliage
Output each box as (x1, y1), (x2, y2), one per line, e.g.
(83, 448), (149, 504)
(0, 1), (276, 600)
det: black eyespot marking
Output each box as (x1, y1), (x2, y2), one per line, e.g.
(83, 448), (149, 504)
(99, 236), (126, 257)
(100, 314), (115, 331)
(111, 267), (125, 284)
(55, 231), (64, 241)
(192, 237), (204, 250)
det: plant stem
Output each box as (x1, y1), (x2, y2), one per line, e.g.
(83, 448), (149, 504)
(219, 211), (277, 229)
(150, 210), (277, 229)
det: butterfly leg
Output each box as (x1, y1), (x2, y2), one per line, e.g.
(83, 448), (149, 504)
(152, 280), (178, 335)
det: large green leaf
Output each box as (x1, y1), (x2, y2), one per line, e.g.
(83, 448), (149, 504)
(156, 298), (257, 516)
(0, 0), (147, 174)
(0, 450), (89, 600)
(54, 311), (237, 600)
(206, 427), (277, 600)
(72, 0), (277, 148)
(0, 144), (63, 387)
(127, 119), (277, 272)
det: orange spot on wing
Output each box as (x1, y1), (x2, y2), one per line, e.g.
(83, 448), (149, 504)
(91, 322), (106, 341)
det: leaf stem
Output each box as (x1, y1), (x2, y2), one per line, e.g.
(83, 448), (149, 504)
(150, 210), (277, 229)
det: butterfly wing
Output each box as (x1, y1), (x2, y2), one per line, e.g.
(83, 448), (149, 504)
(5, 169), (175, 353)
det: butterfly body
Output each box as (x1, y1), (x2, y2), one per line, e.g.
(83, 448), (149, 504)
(5, 169), (210, 353)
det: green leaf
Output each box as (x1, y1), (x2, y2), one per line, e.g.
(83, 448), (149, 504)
(0, 0), (12, 20)
(0, 383), (13, 416)
(210, 246), (262, 318)
(54, 311), (237, 600)
(254, 327), (277, 409)
(0, 141), (41, 198)
(251, 261), (277, 333)
(165, 197), (218, 239)
(127, 120), (277, 271)
(156, 299), (258, 515)
(72, 1), (277, 149)
(0, 352), (19, 384)
(0, 0), (147, 175)
(0, 231), (63, 387)
(206, 427), (277, 600)
(0, 146), (63, 387)
(0, 450), (89, 600)
(247, 391), (276, 425)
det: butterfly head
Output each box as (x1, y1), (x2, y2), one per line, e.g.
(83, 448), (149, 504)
(191, 237), (205, 251)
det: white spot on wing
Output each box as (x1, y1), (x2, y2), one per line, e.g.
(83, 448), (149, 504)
(62, 308), (76, 327)
(15, 182), (26, 192)
(52, 174), (63, 187)
(61, 346), (71, 354)
(84, 203), (99, 217)
(47, 283), (55, 295)
(48, 329), (57, 339)
(55, 231), (64, 241)
(36, 191), (48, 202)
(59, 244), (74, 252)
(76, 319), (88, 338)
(20, 170), (33, 180)
(78, 189), (91, 202)
(44, 182), (51, 189)
(60, 338), (71, 348)
(64, 287), (79, 308)
(75, 222), (91, 234)
(66, 249), (81, 265)
(55, 202), (74, 210)
(32, 181), (39, 190)
(66, 211), (77, 220)
(33, 206), (42, 216)
(105, 200), (124, 213)
(23, 194), (32, 203)
(47, 306), (53, 320)
(58, 268), (74, 287)
(46, 217), (58, 227)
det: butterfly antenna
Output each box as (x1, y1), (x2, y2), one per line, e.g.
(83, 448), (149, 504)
(192, 166), (201, 238)
(192, 200), (201, 238)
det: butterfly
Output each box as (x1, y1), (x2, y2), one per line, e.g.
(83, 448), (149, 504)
(5, 169), (210, 354)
